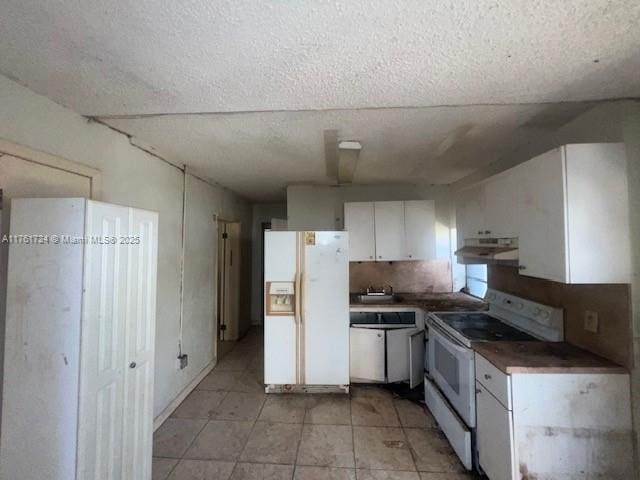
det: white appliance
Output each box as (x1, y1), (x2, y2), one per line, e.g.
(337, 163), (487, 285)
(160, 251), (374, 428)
(264, 231), (350, 393)
(425, 289), (563, 471)
(0, 198), (158, 480)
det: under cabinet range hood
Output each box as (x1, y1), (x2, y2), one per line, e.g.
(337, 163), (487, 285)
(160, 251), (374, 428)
(455, 237), (518, 265)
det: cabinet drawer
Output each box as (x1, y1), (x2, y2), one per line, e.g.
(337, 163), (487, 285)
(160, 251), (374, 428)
(475, 353), (511, 409)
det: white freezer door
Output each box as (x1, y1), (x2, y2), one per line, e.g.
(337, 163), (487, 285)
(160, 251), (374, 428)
(264, 231), (298, 385)
(350, 327), (385, 382)
(303, 231), (350, 385)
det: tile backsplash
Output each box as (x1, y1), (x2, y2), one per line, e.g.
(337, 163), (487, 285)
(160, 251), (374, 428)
(349, 259), (453, 294)
(488, 264), (632, 368)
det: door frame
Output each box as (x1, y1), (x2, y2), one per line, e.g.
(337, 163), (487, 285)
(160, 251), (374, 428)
(213, 215), (241, 359)
(0, 139), (102, 200)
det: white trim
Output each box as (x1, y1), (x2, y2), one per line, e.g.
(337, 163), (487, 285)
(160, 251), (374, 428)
(0, 138), (102, 199)
(153, 359), (217, 431)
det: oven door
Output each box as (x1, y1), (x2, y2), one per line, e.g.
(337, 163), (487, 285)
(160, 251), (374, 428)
(428, 323), (476, 427)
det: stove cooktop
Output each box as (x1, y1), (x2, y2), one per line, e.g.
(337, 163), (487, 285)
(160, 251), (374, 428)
(435, 312), (538, 342)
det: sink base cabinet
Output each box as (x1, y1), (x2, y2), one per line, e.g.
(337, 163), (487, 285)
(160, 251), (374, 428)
(475, 354), (634, 479)
(350, 326), (424, 387)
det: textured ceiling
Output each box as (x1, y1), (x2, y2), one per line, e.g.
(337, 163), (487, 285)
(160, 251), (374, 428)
(105, 103), (593, 201)
(1, 0), (639, 200)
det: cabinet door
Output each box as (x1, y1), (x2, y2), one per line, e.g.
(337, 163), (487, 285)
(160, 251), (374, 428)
(344, 202), (376, 261)
(387, 327), (419, 383)
(122, 208), (159, 480)
(484, 167), (521, 238)
(374, 201), (405, 261)
(455, 184), (485, 247)
(350, 328), (385, 382)
(477, 382), (515, 480)
(404, 200), (436, 260)
(77, 201), (130, 479)
(517, 147), (568, 282)
(409, 330), (425, 389)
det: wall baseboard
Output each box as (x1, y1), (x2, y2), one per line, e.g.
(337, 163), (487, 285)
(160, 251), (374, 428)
(153, 358), (217, 431)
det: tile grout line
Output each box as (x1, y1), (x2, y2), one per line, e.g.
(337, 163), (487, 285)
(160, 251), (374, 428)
(391, 397), (421, 474)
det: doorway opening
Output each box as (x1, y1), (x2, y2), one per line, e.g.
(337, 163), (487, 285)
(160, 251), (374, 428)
(215, 218), (241, 360)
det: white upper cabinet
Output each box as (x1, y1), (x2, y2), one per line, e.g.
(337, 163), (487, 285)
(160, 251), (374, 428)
(484, 166), (522, 239)
(374, 201), (406, 261)
(404, 200), (436, 260)
(456, 184), (486, 247)
(343, 202), (376, 261)
(455, 143), (631, 284)
(516, 147), (568, 282)
(519, 144), (631, 283)
(344, 200), (436, 262)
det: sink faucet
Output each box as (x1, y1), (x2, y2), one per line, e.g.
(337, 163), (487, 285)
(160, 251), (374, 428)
(366, 285), (393, 295)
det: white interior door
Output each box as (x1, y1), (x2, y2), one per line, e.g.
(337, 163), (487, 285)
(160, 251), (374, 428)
(387, 327), (418, 383)
(409, 330), (425, 389)
(304, 232), (349, 385)
(349, 327), (385, 382)
(404, 201), (436, 260)
(374, 202), (405, 261)
(344, 202), (376, 261)
(77, 201), (129, 480)
(122, 207), (158, 480)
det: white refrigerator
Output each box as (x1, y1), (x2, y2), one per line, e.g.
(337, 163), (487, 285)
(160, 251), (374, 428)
(264, 231), (349, 392)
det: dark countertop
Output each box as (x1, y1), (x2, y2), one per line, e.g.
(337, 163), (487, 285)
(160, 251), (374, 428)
(350, 292), (488, 312)
(473, 341), (627, 374)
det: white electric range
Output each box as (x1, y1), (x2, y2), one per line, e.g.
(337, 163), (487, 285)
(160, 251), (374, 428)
(424, 289), (564, 471)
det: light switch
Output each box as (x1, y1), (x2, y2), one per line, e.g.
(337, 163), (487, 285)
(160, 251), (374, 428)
(584, 311), (599, 333)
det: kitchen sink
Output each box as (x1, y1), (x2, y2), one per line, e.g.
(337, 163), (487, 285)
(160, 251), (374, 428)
(352, 294), (400, 304)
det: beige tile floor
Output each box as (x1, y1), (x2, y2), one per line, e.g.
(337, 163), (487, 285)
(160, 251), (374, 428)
(153, 328), (477, 480)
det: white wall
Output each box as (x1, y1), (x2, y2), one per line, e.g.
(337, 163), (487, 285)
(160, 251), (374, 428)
(286, 184), (465, 291)
(0, 74), (252, 421)
(250, 203), (287, 325)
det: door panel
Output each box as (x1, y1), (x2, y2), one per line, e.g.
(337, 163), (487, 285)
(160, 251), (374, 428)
(387, 327), (417, 383)
(484, 167), (522, 238)
(78, 201), (129, 480)
(122, 208), (158, 480)
(350, 327), (385, 382)
(304, 232), (349, 385)
(428, 326), (476, 427)
(517, 147), (567, 282)
(404, 201), (436, 260)
(344, 202), (376, 261)
(409, 330), (425, 389)
(374, 202), (405, 261)
(425, 377), (473, 470)
(455, 184), (485, 247)
(477, 382), (515, 480)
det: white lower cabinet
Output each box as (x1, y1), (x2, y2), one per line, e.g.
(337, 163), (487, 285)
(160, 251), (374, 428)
(349, 327), (386, 382)
(0, 198), (159, 480)
(476, 383), (514, 480)
(350, 326), (424, 386)
(474, 353), (634, 479)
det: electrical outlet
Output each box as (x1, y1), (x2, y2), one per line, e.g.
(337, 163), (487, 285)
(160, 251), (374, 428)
(179, 354), (188, 369)
(584, 311), (599, 333)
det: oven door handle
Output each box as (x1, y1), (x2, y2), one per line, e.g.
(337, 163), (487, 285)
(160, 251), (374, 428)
(428, 320), (470, 354)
